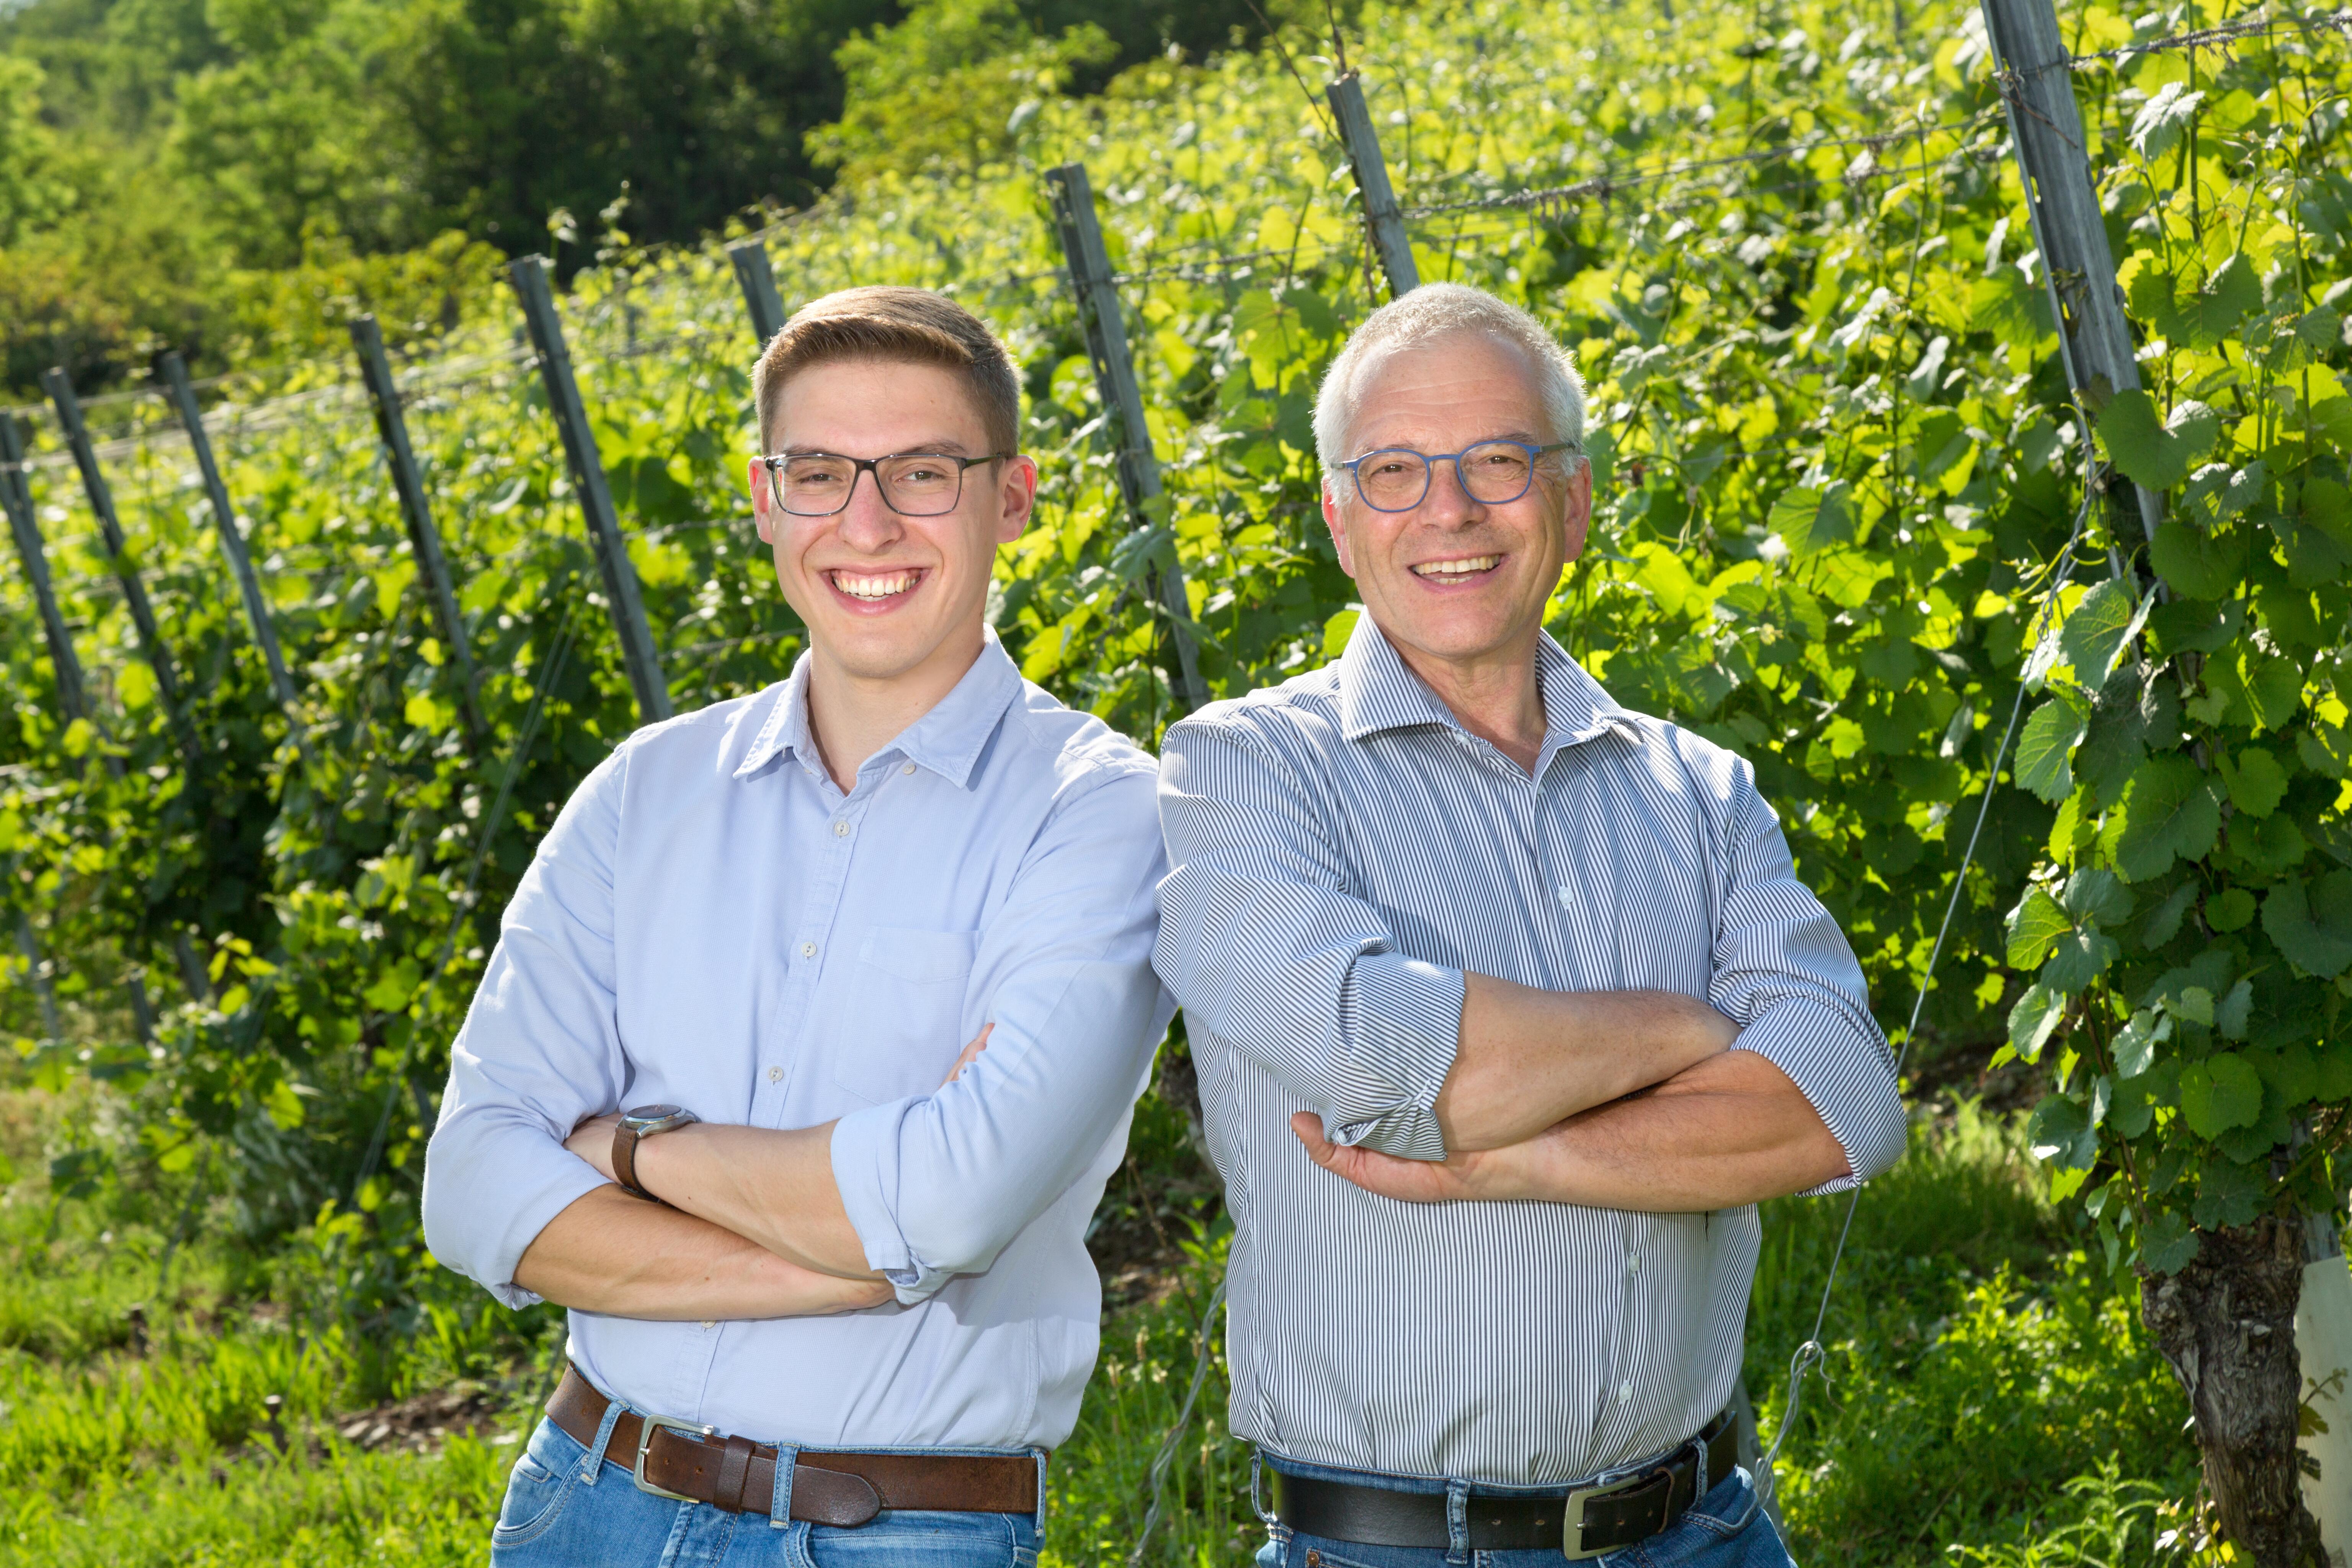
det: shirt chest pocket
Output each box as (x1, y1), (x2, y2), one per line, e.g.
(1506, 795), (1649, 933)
(833, 926), (978, 1105)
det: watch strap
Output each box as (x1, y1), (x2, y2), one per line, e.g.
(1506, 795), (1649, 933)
(612, 1120), (655, 1202)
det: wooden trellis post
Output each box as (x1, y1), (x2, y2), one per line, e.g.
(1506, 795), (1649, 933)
(509, 257), (674, 724)
(1327, 73), (1421, 300)
(1978, 0), (2163, 541)
(727, 239), (788, 347)
(1044, 161), (1210, 712)
(157, 354), (308, 747)
(41, 369), (205, 769)
(351, 316), (486, 746)
(1, 411), (161, 1035)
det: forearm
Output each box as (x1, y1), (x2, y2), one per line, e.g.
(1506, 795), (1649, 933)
(512, 1186), (890, 1318)
(628, 1121), (877, 1280)
(1295, 1049), (1851, 1212)
(1434, 973), (1739, 1153)
(1478, 1049), (1851, 1210)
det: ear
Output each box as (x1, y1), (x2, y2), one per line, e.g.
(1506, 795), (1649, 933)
(749, 457), (775, 546)
(1322, 483), (1357, 578)
(993, 455), (1039, 546)
(1559, 458), (1594, 564)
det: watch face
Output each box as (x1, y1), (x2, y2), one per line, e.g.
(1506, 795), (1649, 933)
(624, 1104), (685, 1125)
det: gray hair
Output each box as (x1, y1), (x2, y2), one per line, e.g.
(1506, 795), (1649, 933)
(1313, 283), (1587, 493)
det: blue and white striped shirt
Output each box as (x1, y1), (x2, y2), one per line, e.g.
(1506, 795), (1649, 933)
(1153, 616), (1904, 1486)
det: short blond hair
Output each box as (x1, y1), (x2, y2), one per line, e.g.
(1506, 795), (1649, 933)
(752, 286), (1020, 454)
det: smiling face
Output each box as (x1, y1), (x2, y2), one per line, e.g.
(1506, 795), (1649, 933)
(1322, 331), (1592, 683)
(750, 357), (1036, 695)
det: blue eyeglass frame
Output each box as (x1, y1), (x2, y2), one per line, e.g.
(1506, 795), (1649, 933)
(1338, 439), (1580, 513)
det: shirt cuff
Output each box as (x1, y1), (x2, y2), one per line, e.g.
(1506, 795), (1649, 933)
(829, 1100), (949, 1305)
(1731, 999), (1906, 1196)
(474, 1153), (610, 1310)
(1330, 951), (1466, 1161)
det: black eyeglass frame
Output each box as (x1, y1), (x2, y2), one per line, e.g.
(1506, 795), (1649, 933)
(1337, 439), (1582, 513)
(756, 449), (1016, 518)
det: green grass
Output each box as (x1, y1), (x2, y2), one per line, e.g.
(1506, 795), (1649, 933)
(0, 1088), (2216, 1567)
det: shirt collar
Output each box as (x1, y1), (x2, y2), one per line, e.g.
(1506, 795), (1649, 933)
(1334, 611), (1639, 754)
(733, 632), (1025, 790)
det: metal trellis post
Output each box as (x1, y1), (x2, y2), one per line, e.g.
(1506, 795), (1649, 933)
(351, 315), (487, 746)
(508, 256), (674, 724)
(1044, 161), (1210, 712)
(2, 412), (87, 723)
(41, 368), (205, 769)
(1327, 72), (1422, 299)
(727, 238), (788, 348)
(157, 353), (308, 744)
(0, 413), (162, 1035)
(1978, 0), (2164, 542)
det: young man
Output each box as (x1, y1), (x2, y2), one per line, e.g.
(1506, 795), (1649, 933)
(423, 287), (1173, 1567)
(1153, 284), (1905, 1566)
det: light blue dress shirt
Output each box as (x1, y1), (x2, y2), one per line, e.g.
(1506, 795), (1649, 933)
(423, 635), (1174, 1450)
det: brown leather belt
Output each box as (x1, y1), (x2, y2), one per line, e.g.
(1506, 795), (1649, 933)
(546, 1365), (1040, 1524)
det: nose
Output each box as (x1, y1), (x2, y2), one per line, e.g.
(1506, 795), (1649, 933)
(834, 468), (907, 550)
(1418, 455), (1486, 526)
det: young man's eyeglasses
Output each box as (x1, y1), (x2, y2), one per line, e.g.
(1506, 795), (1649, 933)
(1338, 439), (1578, 513)
(758, 451), (1013, 518)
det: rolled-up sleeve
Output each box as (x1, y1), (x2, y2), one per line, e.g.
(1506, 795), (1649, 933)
(422, 748), (633, 1307)
(829, 762), (1174, 1305)
(1153, 716), (1463, 1161)
(1708, 759), (1906, 1194)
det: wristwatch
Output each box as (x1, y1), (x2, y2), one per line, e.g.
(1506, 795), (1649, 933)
(611, 1104), (700, 1203)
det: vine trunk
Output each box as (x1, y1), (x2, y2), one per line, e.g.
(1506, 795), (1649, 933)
(2139, 1215), (2328, 1566)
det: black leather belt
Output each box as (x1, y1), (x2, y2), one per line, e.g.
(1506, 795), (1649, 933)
(1271, 1410), (1739, 1560)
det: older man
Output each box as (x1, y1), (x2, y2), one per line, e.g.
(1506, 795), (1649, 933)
(1153, 283), (1904, 1566)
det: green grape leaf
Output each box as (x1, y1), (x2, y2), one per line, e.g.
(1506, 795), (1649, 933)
(2140, 882), (2198, 946)
(2261, 871), (2352, 977)
(2113, 1008), (2173, 1079)
(2150, 518), (2248, 600)
(2138, 1209), (2200, 1275)
(2097, 392), (2220, 491)
(2008, 983), (2067, 1063)
(2207, 887), (2257, 933)
(2014, 693), (2090, 803)
(2061, 867), (2133, 924)
(2130, 83), (2208, 162)
(2027, 1093), (2097, 1169)
(2255, 1041), (2317, 1106)
(2315, 1039), (2352, 1102)
(2058, 578), (2143, 685)
(2220, 746), (2288, 817)
(2178, 1052), (2264, 1136)
(1766, 482), (1852, 556)
(2041, 927), (2120, 994)
(2112, 755), (2224, 881)
(2192, 1156), (2267, 1228)
(2006, 887), (2072, 970)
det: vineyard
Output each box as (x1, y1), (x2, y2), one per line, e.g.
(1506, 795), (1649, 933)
(3, 0), (2350, 1557)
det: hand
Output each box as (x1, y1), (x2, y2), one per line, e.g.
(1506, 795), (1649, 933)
(565, 1113), (622, 1182)
(941, 1022), (994, 1087)
(1291, 1111), (1501, 1204)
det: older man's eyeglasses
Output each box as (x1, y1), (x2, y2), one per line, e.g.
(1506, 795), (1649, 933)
(759, 450), (1012, 518)
(1339, 439), (1578, 513)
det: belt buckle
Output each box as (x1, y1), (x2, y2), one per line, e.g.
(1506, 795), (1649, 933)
(633, 1413), (717, 1502)
(1560, 1470), (1648, 1561)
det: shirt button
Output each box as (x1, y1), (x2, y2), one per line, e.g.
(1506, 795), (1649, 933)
(902, 762), (917, 775)
(833, 820), (850, 837)
(801, 942), (817, 959)
(1618, 1380), (1633, 1404)
(1557, 887), (1571, 908)
(1626, 1253), (1641, 1276)
(767, 1065), (783, 1084)
(701, 1320), (717, 1331)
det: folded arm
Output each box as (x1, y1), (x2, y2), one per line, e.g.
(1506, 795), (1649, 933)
(573, 767), (1171, 1305)
(1155, 718), (1732, 1160)
(514, 1185), (891, 1316)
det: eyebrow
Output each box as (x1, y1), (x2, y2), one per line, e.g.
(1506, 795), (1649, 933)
(775, 440), (980, 457)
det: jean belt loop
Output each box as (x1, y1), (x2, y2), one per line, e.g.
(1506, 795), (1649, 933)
(768, 1440), (800, 1528)
(580, 1393), (629, 1486)
(1444, 1479), (1471, 1566)
(1692, 1428), (1710, 1504)
(1249, 1452), (1279, 1528)
(1031, 1446), (1050, 1532)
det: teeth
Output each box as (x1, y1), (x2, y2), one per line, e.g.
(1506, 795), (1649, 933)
(1412, 555), (1500, 578)
(833, 570), (916, 600)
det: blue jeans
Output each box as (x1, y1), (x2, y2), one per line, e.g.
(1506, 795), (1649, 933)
(1251, 1459), (1793, 1568)
(489, 1416), (1042, 1568)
